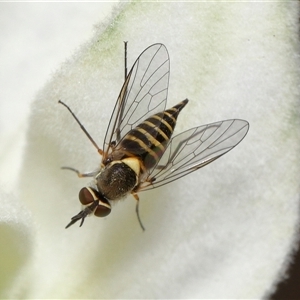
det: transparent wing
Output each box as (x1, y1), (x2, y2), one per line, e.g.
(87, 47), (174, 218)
(139, 119), (249, 191)
(102, 43), (170, 159)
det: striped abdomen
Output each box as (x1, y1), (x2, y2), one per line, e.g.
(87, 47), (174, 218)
(119, 99), (188, 170)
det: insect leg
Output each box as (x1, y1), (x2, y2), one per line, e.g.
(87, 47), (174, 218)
(115, 43), (130, 142)
(124, 41), (128, 80)
(61, 166), (99, 178)
(132, 192), (145, 231)
(58, 100), (104, 156)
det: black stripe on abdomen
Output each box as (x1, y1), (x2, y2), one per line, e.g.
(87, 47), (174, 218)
(120, 99), (189, 170)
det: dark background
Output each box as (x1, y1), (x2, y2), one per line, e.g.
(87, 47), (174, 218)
(270, 237), (300, 300)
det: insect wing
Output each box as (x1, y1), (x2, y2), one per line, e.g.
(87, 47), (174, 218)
(139, 119), (249, 190)
(103, 43), (170, 158)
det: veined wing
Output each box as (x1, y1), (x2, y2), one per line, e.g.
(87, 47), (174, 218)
(103, 43), (170, 159)
(139, 119), (249, 191)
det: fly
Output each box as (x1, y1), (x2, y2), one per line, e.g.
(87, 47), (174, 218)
(59, 43), (249, 230)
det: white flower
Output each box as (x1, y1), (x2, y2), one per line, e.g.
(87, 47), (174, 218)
(1, 2), (299, 299)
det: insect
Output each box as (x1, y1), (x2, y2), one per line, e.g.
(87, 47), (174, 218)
(59, 43), (249, 230)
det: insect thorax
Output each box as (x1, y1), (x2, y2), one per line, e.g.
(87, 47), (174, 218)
(96, 160), (138, 200)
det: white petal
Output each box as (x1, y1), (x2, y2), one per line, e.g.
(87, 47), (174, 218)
(0, 189), (33, 297)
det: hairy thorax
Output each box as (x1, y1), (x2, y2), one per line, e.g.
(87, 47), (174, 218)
(96, 160), (138, 200)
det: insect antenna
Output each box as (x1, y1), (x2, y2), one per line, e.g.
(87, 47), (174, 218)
(58, 100), (103, 156)
(65, 200), (99, 229)
(65, 210), (87, 229)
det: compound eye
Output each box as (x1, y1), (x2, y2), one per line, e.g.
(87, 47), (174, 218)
(94, 199), (111, 217)
(79, 187), (95, 205)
